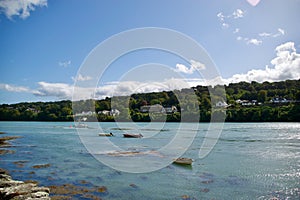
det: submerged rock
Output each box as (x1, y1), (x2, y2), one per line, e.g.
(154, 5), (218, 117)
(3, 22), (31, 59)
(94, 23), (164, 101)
(32, 163), (51, 169)
(0, 168), (50, 200)
(129, 183), (138, 189)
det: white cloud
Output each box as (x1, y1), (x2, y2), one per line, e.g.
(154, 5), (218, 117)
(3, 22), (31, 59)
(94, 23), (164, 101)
(190, 60), (206, 70)
(33, 82), (73, 99)
(232, 9), (244, 19)
(1, 42), (298, 101)
(175, 64), (190, 74)
(273, 28), (285, 38)
(217, 12), (225, 21)
(225, 42), (300, 83)
(0, 83), (30, 92)
(95, 79), (193, 100)
(277, 28), (285, 35)
(259, 32), (272, 37)
(247, 38), (262, 46)
(275, 41), (296, 52)
(238, 28), (285, 46)
(58, 60), (71, 67)
(259, 28), (285, 38)
(0, 0), (47, 19)
(237, 36), (263, 45)
(72, 74), (93, 82)
(175, 60), (205, 74)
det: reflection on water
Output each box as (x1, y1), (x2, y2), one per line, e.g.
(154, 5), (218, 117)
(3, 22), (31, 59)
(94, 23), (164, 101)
(0, 122), (299, 199)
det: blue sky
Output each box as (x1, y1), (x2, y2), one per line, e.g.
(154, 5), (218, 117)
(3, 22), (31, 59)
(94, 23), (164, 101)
(0, 0), (299, 104)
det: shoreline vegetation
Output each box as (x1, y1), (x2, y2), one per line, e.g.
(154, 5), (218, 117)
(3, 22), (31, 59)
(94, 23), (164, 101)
(0, 80), (299, 122)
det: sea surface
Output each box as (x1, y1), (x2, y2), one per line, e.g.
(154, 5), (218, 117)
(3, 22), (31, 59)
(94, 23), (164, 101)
(0, 122), (299, 200)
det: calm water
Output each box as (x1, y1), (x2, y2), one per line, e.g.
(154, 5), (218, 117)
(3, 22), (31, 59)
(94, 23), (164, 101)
(0, 122), (299, 199)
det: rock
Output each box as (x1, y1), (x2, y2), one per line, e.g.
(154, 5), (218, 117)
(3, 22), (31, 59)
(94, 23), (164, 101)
(97, 186), (108, 193)
(0, 168), (50, 200)
(32, 164), (51, 169)
(129, 183), (138, 189)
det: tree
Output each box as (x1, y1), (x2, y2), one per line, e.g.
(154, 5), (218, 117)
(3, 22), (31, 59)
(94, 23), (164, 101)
(257, 90), (267, 103)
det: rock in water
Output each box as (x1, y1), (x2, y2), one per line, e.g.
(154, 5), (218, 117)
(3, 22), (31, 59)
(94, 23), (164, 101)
(0, 168), (50, 200)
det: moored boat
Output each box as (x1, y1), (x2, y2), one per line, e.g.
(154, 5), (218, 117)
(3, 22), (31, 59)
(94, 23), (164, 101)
(173, 157), (193, 165)
(123, 133), (143, 138)
(99, 133), (114, 137)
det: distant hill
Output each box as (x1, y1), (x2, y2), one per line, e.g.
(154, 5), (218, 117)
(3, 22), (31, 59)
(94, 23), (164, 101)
(0, 79), (299, 122)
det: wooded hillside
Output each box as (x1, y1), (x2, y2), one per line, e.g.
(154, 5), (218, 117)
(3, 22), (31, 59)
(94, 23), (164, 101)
(1, 79), (299, 122)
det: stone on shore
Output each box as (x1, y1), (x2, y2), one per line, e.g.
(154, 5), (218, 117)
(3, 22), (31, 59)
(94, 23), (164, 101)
(0, 168), (50, 200)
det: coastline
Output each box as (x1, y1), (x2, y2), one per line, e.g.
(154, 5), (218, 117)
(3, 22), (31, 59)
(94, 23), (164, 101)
(0, 132), (111, 200)
(0, 133), (51, 200)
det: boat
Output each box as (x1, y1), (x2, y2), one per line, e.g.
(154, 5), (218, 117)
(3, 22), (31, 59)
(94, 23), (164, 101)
(99, 133), (114, 137)
(173, 157), (193, 165)
(123, 133), (143, 138)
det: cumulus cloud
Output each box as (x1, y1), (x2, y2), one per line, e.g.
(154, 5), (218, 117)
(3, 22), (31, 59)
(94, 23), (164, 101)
(0, 83), (30, 92)
(0, 0), (47, 19)
(225, 42), (300, 83)
(94, 78), (194, 100)
(58, 60), (71, 67)
(1, 42), (298, 101)
(175, 60), (205, 74)
(33, 82), (74, 99)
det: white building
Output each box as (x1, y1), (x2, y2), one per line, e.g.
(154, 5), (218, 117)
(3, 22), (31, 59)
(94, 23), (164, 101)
(215, 101), (229, 108)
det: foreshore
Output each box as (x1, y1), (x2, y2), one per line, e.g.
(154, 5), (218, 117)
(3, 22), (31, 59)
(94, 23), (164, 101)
(0, 132), (51, 200)
(0, 132), (109, 200)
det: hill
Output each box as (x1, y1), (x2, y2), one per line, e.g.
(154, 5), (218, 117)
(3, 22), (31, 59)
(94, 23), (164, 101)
(0, 79), (299, 122)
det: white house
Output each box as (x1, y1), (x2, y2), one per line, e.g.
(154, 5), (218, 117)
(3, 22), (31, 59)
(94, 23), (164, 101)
(110, 109), (120, 116)
(164, 106), (178, 113)
(98, 109), (120, 116)
(215, 101), (229, 108)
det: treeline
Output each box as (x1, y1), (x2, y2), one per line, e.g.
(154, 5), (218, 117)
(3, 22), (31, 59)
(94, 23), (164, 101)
(0, 79), (299, 122)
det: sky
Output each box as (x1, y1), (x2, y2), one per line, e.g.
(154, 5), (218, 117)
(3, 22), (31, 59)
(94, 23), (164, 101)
(0, 0), (299, 104)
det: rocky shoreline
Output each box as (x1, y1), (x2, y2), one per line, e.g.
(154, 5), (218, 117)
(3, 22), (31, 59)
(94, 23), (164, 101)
(0, 168), (51, 200)
(0, 132), (51, 200)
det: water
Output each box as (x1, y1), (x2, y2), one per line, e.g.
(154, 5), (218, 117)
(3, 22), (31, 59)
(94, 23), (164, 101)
(0, 122), (299, 199)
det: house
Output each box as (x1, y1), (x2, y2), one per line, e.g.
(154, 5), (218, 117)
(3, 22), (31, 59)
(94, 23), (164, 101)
(270, 97), (289, 103)
(235, 99), (259, 106)
(26, 108), (40, 113)
(110, 109), (120, 116)
(215, 101), (229, 108)
(98, 110), (110, 115)
(164, 106), (178, 114)
(97, 109), (120, 116)
(75, 111), (96, 117)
